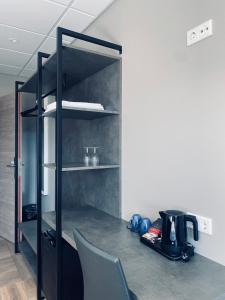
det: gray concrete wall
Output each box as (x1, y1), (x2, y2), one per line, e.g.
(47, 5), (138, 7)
(0, 74), (26, 98)
(78, 0), (225, 265)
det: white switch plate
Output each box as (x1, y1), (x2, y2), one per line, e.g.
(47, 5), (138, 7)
(187, 19), (213, 46)
(187, 212), (213, 235)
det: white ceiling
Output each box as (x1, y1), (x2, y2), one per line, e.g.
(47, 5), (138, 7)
(0, 0), (114, 79)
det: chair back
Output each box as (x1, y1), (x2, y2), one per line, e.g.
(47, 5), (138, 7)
(73, 229), (133, 300)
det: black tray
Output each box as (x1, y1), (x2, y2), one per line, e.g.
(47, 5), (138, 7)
(140, 236), (194, 262)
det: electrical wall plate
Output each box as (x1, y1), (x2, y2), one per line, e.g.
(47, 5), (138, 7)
(187, 19), (213, 46)
(187, 212), (213, 235)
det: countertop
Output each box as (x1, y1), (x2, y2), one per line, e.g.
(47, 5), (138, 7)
(43, 206), (225, 300)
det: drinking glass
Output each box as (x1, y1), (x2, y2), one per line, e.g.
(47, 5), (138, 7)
(91, 147), (99, 166)
(83, 147), (90, 166)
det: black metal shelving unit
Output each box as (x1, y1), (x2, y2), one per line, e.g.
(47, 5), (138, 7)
(15, 27), (122, 300)
(15, 80), (24, 254)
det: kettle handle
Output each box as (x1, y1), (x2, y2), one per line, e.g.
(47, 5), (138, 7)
(185, 215), (199, 241)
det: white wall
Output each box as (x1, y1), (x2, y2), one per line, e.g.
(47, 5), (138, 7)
(80, 0), (225, 265)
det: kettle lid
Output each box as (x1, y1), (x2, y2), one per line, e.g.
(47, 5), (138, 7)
(164, 210), (185, 216)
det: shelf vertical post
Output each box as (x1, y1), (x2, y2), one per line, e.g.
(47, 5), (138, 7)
(37, 52), (50, 300)
(15, 81), (24, 254)
(56, 27), (63, 300)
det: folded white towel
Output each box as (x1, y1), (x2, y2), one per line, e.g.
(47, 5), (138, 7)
(45, 101), (104, 113)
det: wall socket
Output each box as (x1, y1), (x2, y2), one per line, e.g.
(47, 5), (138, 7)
(187, 212), (213, 235)
(187, 19), (213, 46)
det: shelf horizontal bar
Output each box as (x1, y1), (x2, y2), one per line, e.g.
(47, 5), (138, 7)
(43, 107), (119, 120)
(58, 27), (122, 54)
(43, 163), (120, 172)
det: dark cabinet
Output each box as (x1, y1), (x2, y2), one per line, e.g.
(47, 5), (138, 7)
(42, 230), (83, 300)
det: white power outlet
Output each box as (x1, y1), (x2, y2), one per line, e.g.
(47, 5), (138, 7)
(187, 212), (213, 235)
(187, 19), (213, 46)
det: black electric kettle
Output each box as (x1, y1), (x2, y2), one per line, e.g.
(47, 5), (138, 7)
(159, 210), (199, 257)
